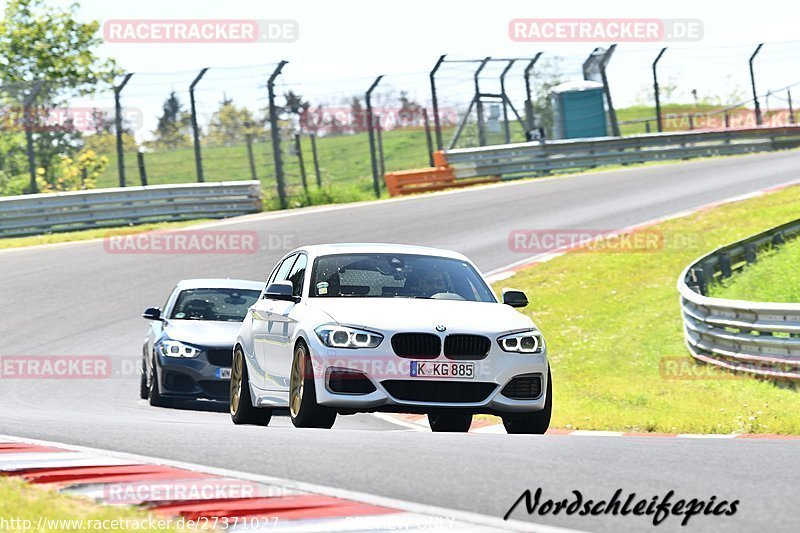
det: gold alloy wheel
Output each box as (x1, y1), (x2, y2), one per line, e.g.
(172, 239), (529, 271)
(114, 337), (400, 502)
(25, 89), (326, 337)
(230, 348), (243, 416)
(289, 345), (305, 418)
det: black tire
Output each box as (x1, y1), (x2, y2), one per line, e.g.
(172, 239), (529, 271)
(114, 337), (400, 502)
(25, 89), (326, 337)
(230, 346), (272, 426)
(148, 355), (172, 408)
(428, 411), (473, 433)
(502, 369), (552, 435)
(139, 356), (149, 400)
(289, 341), (336, 429)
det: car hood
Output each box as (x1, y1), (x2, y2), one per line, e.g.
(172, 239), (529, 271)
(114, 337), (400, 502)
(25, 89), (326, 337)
(307, 298), (535, 334)
(162, 320), (241, 347)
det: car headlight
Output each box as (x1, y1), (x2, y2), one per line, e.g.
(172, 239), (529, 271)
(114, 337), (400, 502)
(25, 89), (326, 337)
(158, 340), (200, 358)
(498, 330), (544, 354)
(315, 325), (383, 349)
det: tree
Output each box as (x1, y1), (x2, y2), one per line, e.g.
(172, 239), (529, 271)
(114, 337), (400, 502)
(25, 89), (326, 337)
(81, 109), (138, 155)
(149, 92), (192, 149)
(349, 96), (365, 132)
(207, 96), (258, 146)
(0, 0), (118, 192)
(398, 91), (423, 128)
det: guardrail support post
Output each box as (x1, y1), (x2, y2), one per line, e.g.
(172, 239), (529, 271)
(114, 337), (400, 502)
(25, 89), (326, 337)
(366, 75), (384, 198)
(189, 68), (209, 183)
(652, 47), (667, 133)
(267, 60), (289, 209)
(749, 43), (764, 126)
(114, 73), (133, 188)
(429, 54), (447, 151)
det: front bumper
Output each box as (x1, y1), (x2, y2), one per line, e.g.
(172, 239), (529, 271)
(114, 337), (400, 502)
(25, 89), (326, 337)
(156, 347), (232, 401)
(306, 334), (549, 414)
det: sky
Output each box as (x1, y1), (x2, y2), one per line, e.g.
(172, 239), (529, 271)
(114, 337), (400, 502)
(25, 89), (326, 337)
(4, 0), (800, 139)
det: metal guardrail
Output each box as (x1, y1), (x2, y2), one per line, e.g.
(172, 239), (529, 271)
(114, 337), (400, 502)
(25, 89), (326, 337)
(678, 218), (800, 381)
(0, 181), (262, 238)
(445, 126), (800, 180)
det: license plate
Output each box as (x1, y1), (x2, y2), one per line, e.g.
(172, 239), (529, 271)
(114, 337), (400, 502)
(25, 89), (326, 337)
(216, 368), (231, 379)
(410, 361), (474, 379)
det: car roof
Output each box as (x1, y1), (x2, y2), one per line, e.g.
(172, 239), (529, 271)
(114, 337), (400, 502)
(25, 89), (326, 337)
(293, 243), (470, 261)
(174, 279), (264, 291)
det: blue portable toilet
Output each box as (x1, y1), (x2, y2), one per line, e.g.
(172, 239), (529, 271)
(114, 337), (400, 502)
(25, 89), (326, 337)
(551, 80), (607, 139)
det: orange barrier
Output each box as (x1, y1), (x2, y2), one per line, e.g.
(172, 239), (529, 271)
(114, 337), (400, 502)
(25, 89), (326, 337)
(384, 151), (498, 196)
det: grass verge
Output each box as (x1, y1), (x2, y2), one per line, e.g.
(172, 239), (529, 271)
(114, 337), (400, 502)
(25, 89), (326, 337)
(491, 184), (800, 434)
(0, 477), (183, 532)
(0, 220), (211, 250)
(708, 237), (800, 303)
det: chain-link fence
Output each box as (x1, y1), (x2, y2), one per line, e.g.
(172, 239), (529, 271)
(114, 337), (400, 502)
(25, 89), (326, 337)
(4, 41), (800, 204)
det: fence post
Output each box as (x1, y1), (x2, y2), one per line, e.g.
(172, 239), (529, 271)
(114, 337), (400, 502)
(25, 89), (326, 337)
(749, 43), (764, 126)
(137, 149), (148, 186)
(375, 115), (385, 178)
(584, 45), (619, 136)
(474, 57), (491, 147)
(294, 133), (308, 196)
(429, 54), (447, 150)
(422, 109), (435, 166)
(23, 81), (44, 194)
(366, 75), (384, 198)
(189, 67), (209, 183)
(245, 128), (257, 181)
(500, 60), (516, 144)
(114, 73), (133, 188)
(524, 52), (543, 133)
(788, 89), (795, 124)
(267, 61), (289, 209)
(310, 133), (322, 187)
(652, 47), (667, 133)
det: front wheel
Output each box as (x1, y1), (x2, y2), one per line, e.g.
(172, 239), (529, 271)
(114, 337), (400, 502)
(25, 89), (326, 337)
(289, 341), (336, 429)
(148, 356), (172, 408)
(230, 346), (272, 426)
(428, 411), (473, 433)
(502, 369), (552, 435)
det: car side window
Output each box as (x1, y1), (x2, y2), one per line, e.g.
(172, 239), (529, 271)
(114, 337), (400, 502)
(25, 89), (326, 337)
(272, 254), (298, 284)
(286, 254), (307, 297)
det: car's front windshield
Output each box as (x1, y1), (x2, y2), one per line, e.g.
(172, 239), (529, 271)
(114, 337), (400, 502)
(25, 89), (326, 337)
(170, 288), (261, 321)
(310, 253), (496, 302)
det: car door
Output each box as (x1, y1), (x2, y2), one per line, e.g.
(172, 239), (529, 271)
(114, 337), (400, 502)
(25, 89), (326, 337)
(265, 253), (307, 391)
(252, 253), (297, 390)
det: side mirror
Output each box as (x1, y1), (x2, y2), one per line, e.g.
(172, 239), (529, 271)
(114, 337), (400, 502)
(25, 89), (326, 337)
(264, 281), (298, 303)
(142, 307), (162, 321)
(502, 288), (528, 308)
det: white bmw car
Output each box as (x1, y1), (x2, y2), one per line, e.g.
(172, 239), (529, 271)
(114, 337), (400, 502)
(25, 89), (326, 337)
(230, 244), (551, 434)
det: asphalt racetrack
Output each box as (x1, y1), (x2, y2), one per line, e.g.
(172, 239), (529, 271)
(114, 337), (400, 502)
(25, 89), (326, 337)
(2, 151), (800, 532)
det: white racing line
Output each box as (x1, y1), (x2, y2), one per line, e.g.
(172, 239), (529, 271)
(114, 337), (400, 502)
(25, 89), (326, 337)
(0, 433), (584, 533)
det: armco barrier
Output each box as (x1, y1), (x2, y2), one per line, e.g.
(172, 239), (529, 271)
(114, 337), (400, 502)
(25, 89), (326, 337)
(678, 218), (800, 380)
(384, 126), (800, 195)
(0, 181), (262, 238)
